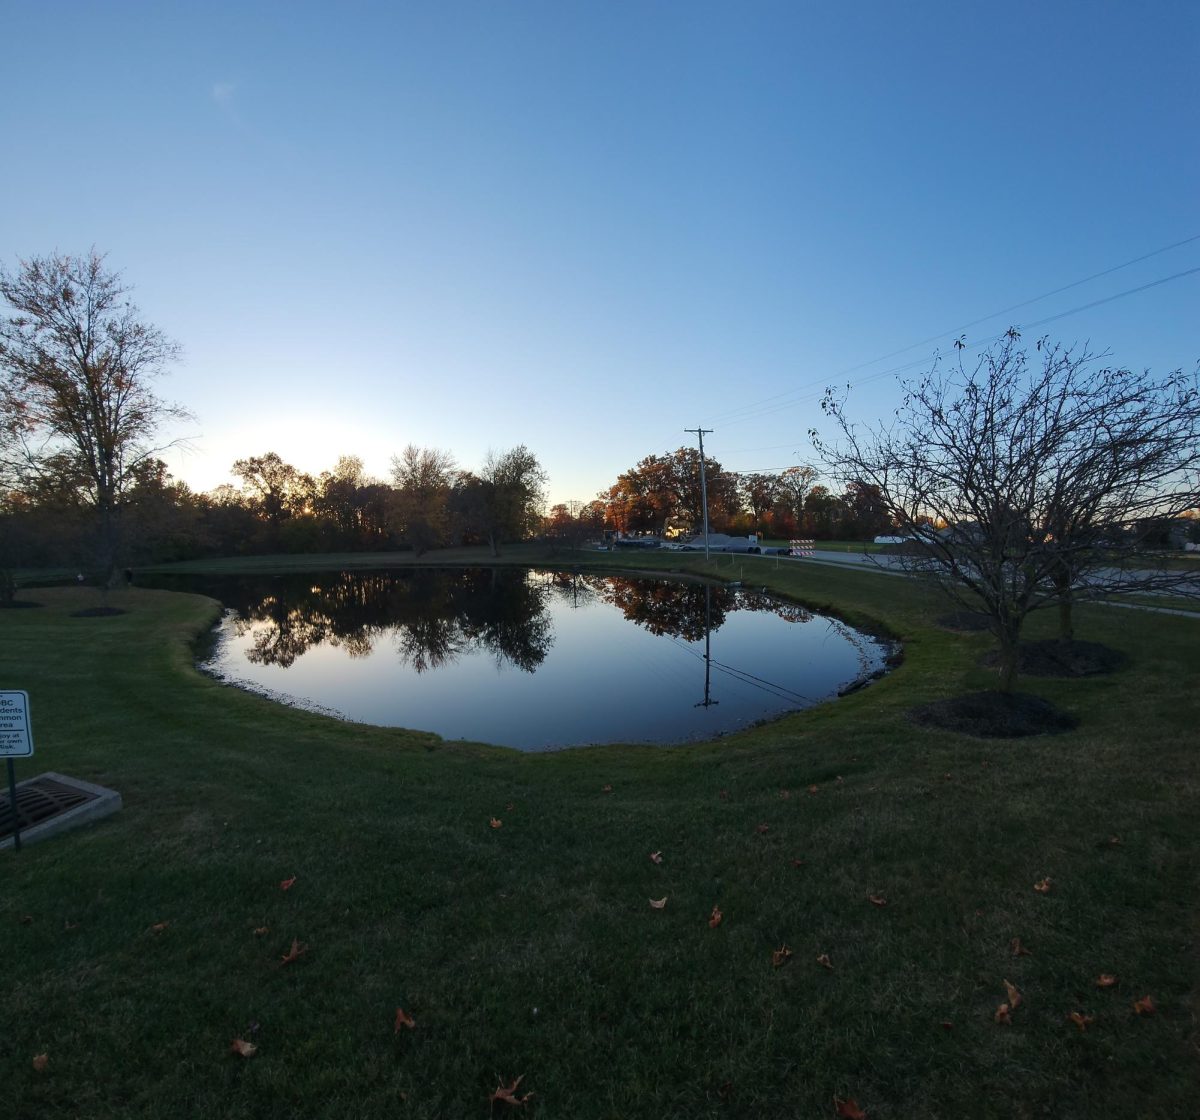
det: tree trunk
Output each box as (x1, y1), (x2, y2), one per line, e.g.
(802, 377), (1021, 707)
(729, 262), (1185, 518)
(995, 618), (1022, 694)
(1057, 593), (1074, 643)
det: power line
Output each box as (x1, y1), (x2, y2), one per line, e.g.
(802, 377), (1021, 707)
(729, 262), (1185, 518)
(701, 242), (1200, 430)
(703, 263), (1200, 431)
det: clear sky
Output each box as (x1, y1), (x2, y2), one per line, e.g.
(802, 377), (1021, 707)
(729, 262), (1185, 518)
(2, 1), (1196, 506)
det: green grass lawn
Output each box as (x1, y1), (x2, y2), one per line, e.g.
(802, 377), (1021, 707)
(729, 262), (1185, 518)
(2, 547), (1197, 1118)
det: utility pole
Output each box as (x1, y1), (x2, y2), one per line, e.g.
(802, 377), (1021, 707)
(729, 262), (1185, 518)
(684, 427), (713, 561)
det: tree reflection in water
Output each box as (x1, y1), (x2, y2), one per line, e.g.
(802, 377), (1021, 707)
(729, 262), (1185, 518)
(207, 569), (819, 673)
(211, 569), (553, 673)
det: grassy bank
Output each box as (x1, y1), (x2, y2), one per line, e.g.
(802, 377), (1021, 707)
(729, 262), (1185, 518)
(2, 547), (1197, 1118)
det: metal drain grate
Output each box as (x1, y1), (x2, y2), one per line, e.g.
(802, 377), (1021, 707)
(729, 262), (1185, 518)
(1, 776), (97, 840)
(1, 772), (121, 849)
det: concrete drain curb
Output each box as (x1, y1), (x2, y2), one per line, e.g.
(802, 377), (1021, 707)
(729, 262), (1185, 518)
(1, 772), (122, 851)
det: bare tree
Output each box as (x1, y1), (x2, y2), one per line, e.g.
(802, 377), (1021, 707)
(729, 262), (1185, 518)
(813, 334), (1200, 691)
(0, 251), (190, 580)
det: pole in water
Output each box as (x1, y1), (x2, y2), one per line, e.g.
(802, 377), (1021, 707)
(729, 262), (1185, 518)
(6, 758), (20, 852)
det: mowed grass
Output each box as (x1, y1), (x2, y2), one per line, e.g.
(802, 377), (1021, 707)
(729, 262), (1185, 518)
(1, 548), (1197, 1119)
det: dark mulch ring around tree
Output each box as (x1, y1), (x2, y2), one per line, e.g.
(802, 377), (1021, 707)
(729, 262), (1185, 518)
(69, 606), (129, 618)
(910, 691), (1080, 738)
(935, 610), (992, 631)
(0, 600), (44, 609)
(980, 639), (1128, 678)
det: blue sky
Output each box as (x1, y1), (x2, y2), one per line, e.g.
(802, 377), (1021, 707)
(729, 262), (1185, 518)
(2, 1), (1196, 506)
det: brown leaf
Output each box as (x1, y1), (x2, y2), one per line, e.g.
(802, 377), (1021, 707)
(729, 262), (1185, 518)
(649, 897), (667, 910)
(940, 1021), (954, 1030)
(1033, 878), (1052, 893)
(253, 926), (269, 937)
(649, 851), (663, 864)
(834, 1097), (867, 1119)
(771, 944), (793, 968)
(601, 784), (613, 794)
(1010, 937), (1032, 956)
(394, 1007), (416, 1032)
(718, 789), (729, 801)
(229, 1038), (257, 1058)
(867, 895), (887, 908)
(994, 1003), (1012, 1025)
(778, 789), (791, 800)
(19, 914), (33, 925)
(280, 938), (307, 965)
(816, 953), (833, 971)
(1004, 980), (1022, 1011)
(64, 920), (79, 931)
(791, 858), (806, 868)
(280, 876), (297, 891)
(490, 818), (503, 829)
(1132, 995), (1156, 1016)
(1107, 835), (1121, 846)
(489, 1075), (533, 1107)
(755, 823), (770, 834)
(505, 802), (514, 811)
(1095, 974), (1117, 989)
(807, 784), (819, 795)
(32, 1053), (49, 1072)
(1067, 1011), (1094, 1032)
(151, 921), (170, 934)
(708, 905), (723, 929)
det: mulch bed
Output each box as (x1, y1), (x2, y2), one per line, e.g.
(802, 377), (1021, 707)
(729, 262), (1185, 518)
(910, 691), (1079, 738)
(980, 639), (1128, 678)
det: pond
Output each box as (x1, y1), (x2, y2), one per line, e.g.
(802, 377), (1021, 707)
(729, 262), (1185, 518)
(142, 568), (892, 750)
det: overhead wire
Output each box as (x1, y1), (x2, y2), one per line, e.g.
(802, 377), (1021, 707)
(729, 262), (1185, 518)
(700, 237), (1200, 430)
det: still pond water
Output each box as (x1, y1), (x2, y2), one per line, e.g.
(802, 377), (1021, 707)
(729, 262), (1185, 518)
(146, 569), (890, 750)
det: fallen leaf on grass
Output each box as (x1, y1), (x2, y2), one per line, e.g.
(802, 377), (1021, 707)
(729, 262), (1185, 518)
(778, 789), (791, 800)
(32, 1053), (48, 1072)
(771, 945), (793, 968)
(940, 1021), (954, 1030)
(1095, 974), (1117, 989)
(601, 784), (613, 794)
(281, 938), (307, 965)
(834, 1097), (867, 1119)
(64, 920), (79, 931)
(718, 789), (729, 801)
(649, 851), (663, 864)
(1010, 938), (1032, 956)
(253, 926), (269, 937)
(229, 1038), (257, 1058)
(1067, 1012), (1094, 1032)
(490, 818), (503, 829)
(816, 953), (833, 971)
(1132, 995), (1156, 1015)
(490, 1075), (534, 1106)
(708, 905), (723, 929)
(19, 915), (33, 925)
(649, 897), (667, 910)
(867, 895), (887, 908)
(1107, 835), (1121, 846)
(505, 802), (514, 811)
(280, 876), (297, 891)
(1004, 980), (1022, 1010)
(1033, 878), (1052, 893)
(150, 921), (170, 934)
(791, 858), (806, 868)
(394, 1008), (416, 1032)
(755, 823), (770, 834)
(807, 785), (819, 795)
(994, 1004), (1012, 1025)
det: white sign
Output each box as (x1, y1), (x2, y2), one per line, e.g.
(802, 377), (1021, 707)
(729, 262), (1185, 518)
(0, 691), (33, 757)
